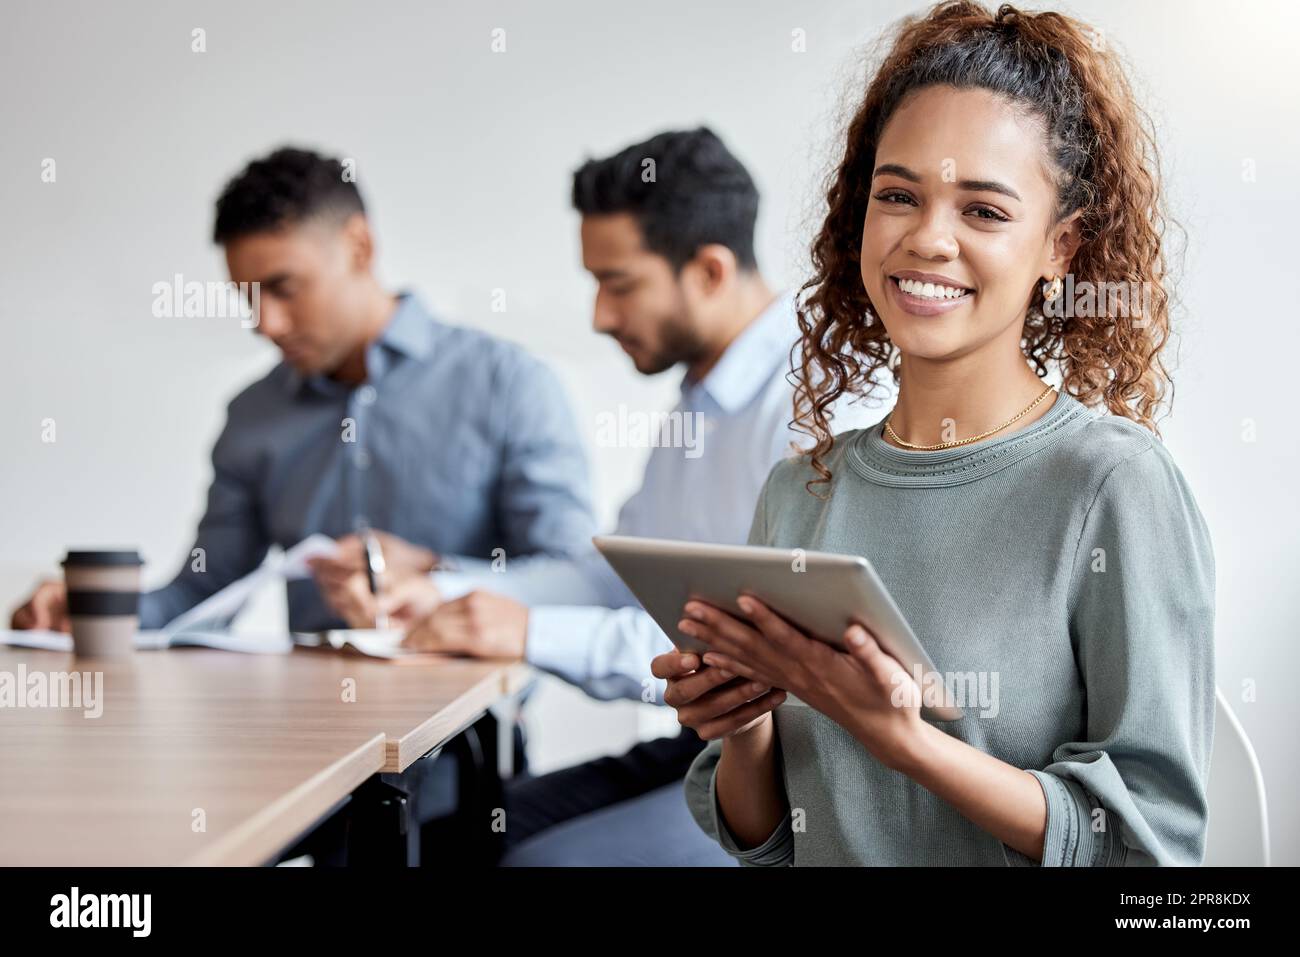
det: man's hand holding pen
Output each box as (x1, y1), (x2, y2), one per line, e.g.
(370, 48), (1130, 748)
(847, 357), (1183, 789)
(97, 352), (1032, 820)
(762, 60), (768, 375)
(307, 529), (441, 628)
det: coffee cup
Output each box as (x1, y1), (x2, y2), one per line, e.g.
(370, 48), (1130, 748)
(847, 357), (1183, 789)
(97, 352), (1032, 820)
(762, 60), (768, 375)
(61, 550), (144, 657)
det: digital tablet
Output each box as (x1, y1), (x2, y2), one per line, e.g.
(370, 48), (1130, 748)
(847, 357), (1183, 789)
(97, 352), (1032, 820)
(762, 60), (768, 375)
(593, 534), (962, 721)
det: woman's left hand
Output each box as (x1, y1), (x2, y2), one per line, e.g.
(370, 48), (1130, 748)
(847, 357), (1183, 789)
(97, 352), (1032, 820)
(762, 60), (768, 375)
(678, 596), (929, 772)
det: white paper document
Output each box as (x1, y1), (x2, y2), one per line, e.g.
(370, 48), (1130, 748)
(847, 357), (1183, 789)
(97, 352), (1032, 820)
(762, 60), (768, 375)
(0, 628), (294, 654)
(322, 628), (420, 659)
(161, 534), (340, 637)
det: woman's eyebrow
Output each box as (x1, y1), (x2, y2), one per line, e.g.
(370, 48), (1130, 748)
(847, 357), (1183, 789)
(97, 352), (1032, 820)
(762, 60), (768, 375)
(959, 178), (1022, 201)
(873, 163), (923, 183)
(872, 163), (1022, 202)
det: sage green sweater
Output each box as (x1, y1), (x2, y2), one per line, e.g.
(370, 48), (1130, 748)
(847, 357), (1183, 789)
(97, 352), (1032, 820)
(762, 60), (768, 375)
(684, 390), (1216, 866)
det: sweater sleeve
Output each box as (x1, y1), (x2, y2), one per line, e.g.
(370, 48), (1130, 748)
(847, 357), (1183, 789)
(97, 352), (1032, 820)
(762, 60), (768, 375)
(1004, 443), (1216, 866)
(682, 462), (797, 866)
(684, 739), (795, 866)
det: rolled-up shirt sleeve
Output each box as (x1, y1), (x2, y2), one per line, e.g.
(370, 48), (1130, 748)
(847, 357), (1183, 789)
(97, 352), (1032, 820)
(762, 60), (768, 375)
(1004, 444), (1216, 866)
(434, 549), (632, 607)
(433, 547), (659, 702)
(525, 604), (674, 702)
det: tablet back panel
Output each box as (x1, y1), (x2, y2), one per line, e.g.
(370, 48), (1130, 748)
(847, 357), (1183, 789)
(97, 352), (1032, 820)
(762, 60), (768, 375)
(593, 535), (962, 721)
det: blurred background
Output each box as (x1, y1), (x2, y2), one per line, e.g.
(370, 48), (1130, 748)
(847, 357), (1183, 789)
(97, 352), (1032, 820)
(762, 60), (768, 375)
(1, 0), (1296, 863)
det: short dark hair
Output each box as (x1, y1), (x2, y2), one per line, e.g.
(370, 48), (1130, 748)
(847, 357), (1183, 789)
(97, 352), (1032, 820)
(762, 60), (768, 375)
(212, 147), (365, 244)
(571, 127), (760, 272)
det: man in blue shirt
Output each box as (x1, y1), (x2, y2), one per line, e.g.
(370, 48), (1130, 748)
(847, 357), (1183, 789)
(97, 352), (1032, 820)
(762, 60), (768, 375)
(312, 129), (881, 864)
(11, 146), (596, 638)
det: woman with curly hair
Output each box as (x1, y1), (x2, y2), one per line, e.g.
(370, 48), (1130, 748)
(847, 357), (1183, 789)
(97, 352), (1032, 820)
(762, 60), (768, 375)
(654, 1), (1215, 865)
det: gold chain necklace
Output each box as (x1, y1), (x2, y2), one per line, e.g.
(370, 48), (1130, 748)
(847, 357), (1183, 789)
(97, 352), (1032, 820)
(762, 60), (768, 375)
(884, 384), (1056, 451)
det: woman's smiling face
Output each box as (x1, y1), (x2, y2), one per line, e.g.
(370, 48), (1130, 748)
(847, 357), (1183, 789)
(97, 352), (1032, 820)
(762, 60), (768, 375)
(861, 84), (1079, 362)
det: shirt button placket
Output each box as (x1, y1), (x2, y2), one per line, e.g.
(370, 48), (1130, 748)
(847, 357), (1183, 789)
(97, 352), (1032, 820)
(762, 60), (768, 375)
(348, 387), (376, 529)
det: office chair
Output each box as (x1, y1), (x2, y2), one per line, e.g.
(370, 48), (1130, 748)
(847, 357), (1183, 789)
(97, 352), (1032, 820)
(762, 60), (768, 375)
(1203, 686), (1270, 866)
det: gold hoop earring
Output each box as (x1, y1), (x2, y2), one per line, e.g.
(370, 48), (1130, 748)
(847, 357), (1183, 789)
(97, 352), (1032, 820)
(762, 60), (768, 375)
(1042, 275), (1063, 301)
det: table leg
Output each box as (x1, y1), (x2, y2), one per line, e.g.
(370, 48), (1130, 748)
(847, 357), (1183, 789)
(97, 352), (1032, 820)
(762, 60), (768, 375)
(346, 777), (418, 867)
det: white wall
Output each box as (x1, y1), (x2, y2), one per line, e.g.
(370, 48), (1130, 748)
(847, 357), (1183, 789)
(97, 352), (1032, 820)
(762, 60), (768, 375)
(1, 0), (1296, 861)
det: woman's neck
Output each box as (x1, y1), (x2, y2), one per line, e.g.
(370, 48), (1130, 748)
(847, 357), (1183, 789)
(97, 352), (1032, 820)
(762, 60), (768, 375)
(883, 346), (1055, 449)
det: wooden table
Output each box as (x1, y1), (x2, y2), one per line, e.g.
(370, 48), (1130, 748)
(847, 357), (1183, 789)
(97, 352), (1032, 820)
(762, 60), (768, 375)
(0, 646), (530, 865)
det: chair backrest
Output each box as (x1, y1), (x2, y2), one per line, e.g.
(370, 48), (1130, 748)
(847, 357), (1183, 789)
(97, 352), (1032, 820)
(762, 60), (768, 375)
(1203, 687), (1270, 866)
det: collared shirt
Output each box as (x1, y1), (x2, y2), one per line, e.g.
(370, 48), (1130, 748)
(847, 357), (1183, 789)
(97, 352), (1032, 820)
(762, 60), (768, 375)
(436, 291), (886, 701)
(140, 292), (596, 632)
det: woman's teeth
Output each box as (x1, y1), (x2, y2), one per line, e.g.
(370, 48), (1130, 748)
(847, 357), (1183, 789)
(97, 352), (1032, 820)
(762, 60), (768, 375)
(894, 277), (970, 300)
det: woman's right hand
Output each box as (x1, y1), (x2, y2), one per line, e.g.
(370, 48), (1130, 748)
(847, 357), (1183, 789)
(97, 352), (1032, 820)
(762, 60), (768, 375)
(652, 649), (786, 740)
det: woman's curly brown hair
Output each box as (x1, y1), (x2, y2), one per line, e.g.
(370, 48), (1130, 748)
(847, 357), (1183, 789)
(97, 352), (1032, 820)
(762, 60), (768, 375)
(794, 0), (1180, 492)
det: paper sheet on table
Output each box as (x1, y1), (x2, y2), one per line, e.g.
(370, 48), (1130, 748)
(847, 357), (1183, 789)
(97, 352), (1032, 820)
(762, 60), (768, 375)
(0, 628), (292, 654)
(322, 628), (427, 660)
(160, 533), (340, 637)
(0, 629), (76, 652)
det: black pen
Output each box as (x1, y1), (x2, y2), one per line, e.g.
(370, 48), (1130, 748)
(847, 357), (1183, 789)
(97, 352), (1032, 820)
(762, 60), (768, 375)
(360, 528), (389, 629)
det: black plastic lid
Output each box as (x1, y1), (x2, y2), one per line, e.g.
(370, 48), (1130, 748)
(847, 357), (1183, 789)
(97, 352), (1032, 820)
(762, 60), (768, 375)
(61, 550), (144, 567)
